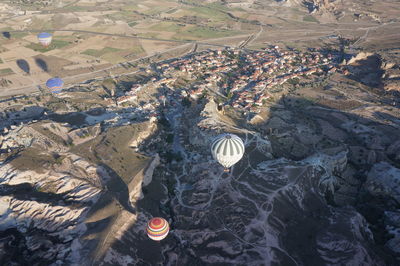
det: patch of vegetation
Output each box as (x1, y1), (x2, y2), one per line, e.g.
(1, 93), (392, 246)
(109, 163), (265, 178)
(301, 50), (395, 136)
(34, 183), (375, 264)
(143, 6), (170, 16)
(287, 77), (300, 85)
(128, 21), (138, 27)
(188, 6), (230, 22)
(205, 2), (232, 12)
(182, 97), (191, 107)
(158, 116), (171, 128)
(107, 11), (142, 22)
(64, 6), (87, 12)
(82, 47), (122, 57)
(0, 68), (14, 76)
(26, 39), (71, 52)
(165, 150), (183, 163)
(303, 15), (319, 23)
(175, 26), (239, 40)
(9, 32), (28, 39)
(72, 124), (150, 184)
(10, 147), (53, 173)
(149, 22), (185, 32)
(166, 134), (174, 143)
(101, 53), (125, 64)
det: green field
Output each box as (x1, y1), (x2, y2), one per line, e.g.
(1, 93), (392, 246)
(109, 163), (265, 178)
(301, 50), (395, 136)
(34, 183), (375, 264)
(149, 22), (186, 32)
(10, 32), (29, 39)
(174, 26), (240, 40)
(106, 11), (142, 22)
(63, 5), (88, 12)
(128, 21), (138, 27)
(303, 15), (319, 23)
(102, 45), (145, 63)
(188, 6), (231, 22)
(82, 47), (123, 57)
(126, 45), (145, 55)
(142, 6), (171, 16)
(26, 39), (71, 52)
(0, 68), (14, 76)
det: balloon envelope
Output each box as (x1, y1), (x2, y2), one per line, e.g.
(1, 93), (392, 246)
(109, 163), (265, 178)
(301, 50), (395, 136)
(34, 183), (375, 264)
(46, 78), (64, 94)
(37, 32), (52, 47)
(211, 133), (245, 169)
(147, 217), (169, 241)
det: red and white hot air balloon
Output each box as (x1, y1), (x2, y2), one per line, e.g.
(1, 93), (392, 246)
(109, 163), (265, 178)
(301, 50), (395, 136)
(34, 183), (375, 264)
(146, 217), (169, 241)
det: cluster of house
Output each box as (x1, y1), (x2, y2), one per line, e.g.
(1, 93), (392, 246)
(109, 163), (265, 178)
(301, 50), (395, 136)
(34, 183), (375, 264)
(114, 46), (339, 115)
(155, 47), (339, 113)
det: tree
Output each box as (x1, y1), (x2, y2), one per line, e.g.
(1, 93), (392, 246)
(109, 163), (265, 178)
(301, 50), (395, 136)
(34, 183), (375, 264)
(182, 97), (191, 107)
(287, 78), (300, 85)
(166, 134), (174, 143)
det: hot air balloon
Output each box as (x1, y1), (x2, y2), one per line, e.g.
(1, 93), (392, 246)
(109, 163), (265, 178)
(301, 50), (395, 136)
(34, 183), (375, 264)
(147, 217), (169, 241)
(46, 77), (64, 94)
(211, 133), (245, 172)
(159, 95), (166, 106)
(37, 32), (52, 47)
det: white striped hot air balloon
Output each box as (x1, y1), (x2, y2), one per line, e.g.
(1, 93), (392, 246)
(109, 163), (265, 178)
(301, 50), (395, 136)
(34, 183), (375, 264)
(211, 133), (245, 172)
(37, 32), (52, 47)
(147, 217), (169, 241)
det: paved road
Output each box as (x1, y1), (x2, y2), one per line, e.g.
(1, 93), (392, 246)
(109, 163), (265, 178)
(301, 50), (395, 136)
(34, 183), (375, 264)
(7, 29), (233, 49)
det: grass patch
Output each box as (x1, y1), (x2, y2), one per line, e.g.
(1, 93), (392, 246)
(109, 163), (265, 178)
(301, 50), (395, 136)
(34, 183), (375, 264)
(10, 32), (29, 39)
(64, 6), (87, 12)
(205, 2), (233, 12)
(128, 21), (138, 27)
(0, 68), (14, 75)
(31, 123), (68, 146)
(82, 47), (122, 57)
(71, 124), (151, 183)
(26, 39), (71, 52)
(126, 45), (145, 55)
(166, 8), (178, 14)
(188, 6), (230, 21)
(303, 15), (319, 23)
(149, 22), (185, 32)
(106, 11), (142, 22)
(142, 6), (170, 16)
(10, 147), (53, 173)
(101, 53), (125, 64)
(174, 26), (240, 40)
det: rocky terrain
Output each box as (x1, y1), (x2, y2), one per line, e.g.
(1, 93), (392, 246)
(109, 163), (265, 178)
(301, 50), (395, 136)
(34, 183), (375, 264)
(1, 43), (399, 265)
(0, 0), (400, 264)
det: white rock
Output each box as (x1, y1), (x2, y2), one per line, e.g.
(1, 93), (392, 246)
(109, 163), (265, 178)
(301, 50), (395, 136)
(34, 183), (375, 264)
(364, 162), (400, 202)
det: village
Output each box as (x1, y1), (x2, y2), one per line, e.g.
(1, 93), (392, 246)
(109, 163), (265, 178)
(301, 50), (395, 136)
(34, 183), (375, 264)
(115, 46), (341, 118)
